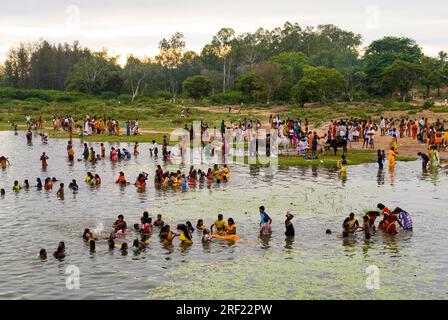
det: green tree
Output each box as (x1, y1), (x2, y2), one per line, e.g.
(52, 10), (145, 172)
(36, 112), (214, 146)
(270, 51), (309, 82)
(300, 66), (347, 103)
(3, 43), (31, 88)
(290, 78), (319, 107)
(363, 37), (422, 95)
(183, 75), (212, 99)
(382, 60), (422, 102)
(253, 62), (284, 104)
(66, 52), (120, 94)
(122, 56), (159, 102)
(420, 56), (444, 98)
(235, 72), (259, 101)
(155, 32), (186, 97)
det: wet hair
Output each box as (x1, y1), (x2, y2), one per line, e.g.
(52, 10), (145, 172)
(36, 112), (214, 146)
(39, 249), (47, 257)
(228, 218), (235, 225)
(82, 229), (91, 240)
(377, 203), (385, 210)
(132, 239), (140, 248)
(143, 211), (149, 218)
(178, 224), (192, 241)
(259, 206), (265, 211)
(108, 238), (115, 250)
(118, 214), (124, 219)
(218, 214), (223, 220)
(326, 229), (332, 235)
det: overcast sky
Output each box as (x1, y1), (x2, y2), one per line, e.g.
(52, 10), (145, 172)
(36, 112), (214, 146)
(1, 0), (447, 64)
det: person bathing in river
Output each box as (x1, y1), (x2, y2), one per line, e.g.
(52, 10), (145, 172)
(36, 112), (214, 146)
(377, 150), (385, 170)
(69, 179), (79, 192)
(116, 172), (127, 185)
(358, 215), (372, 239)
(259, 206), (272, 226)
(12, 180), (22, 192)
(113, 214), (128, 233)
(0, 156), (10, 169)
(36, 178), (43, 190)
(56, 183), (64, 198)
(211, 214), (226, 235)
(337, 155), (348, 172)
(224, 218), (237, 236)
(394, 207), (413, 231)
(153, 214), (165, 227)
(418, 152), (430, 169)
(202, 229), (213, 243)
(40, 152), (49, 170)
(196, 219), (205, 231)
(260, 217), (272, 236)
(285, 212), (295, 237)
(342, 213), (360, 237)
(177, 224), (193, 245)
(159, 225), (177, 245)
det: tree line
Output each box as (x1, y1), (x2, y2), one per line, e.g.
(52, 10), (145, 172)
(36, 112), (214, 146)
(0, 22), (447, 105)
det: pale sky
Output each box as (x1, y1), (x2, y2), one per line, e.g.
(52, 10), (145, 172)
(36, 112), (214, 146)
(1, 0), (447, 64)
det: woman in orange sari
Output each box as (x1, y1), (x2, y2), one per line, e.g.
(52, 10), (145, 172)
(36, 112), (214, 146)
(411, 121), (418, 140)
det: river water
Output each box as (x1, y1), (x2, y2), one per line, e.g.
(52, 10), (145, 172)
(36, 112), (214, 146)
(0, 131), (447, 300)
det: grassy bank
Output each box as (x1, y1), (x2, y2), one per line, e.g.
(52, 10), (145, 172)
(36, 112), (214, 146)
(234, 149), (416, 168)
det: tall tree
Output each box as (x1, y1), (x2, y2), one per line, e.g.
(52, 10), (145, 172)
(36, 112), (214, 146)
(382, 60), (422, 102)
(122, 56), (155, 102)
(211, 28), (235, 93)
(300, 66), (347, 103)
(253, 62), (283, 104)
(66, 52), (120, 94)
(155, 32), (186, 97)
(363, 37), (422, 95)
(3, 43), (31, 88)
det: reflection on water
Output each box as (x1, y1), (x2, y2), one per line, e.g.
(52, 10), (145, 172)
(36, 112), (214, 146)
(0, 131), (448, 299)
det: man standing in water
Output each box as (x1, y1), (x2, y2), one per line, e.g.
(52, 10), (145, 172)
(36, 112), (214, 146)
(259, 206), (272, 225)
(417, 152), (430, 169)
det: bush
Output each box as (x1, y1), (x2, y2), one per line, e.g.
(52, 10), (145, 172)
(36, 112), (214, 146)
(99, 91), (118, 100)
(422, 100), (434, 110)
(183, 76), (212, 99)
(210, 91), (244, 105)
(142, 90), (172, 100)
(117, 94), (132, 104)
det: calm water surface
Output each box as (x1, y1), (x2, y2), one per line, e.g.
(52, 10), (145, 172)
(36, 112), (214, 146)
(0, 131), (447, 300)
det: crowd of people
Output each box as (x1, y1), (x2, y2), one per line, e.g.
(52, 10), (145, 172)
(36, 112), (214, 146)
(154, 164), (230, 188)
(37, 201), (414, 260)
(342, 203), (413, 239)
(38, 206), (295, 258)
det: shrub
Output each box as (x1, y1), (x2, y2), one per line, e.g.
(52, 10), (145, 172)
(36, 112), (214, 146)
(210, 91), (244, 105)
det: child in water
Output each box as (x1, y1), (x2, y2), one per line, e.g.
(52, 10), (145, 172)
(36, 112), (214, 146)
(53, 242), (66, 259)
(12, 180), (22, 192)
(40, 152), (49, 170)
(0, 189), (5, 197)
(202, 229), (213, 243)
(196, 219), (206, 231)
(153, 214), (165, 227)
(39, 249), (47, 260)
(56, 183), (65, 198)
(337, 155), (348, 172)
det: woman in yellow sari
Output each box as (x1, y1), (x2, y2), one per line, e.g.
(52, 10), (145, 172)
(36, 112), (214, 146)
(388, 147), (396, 168)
